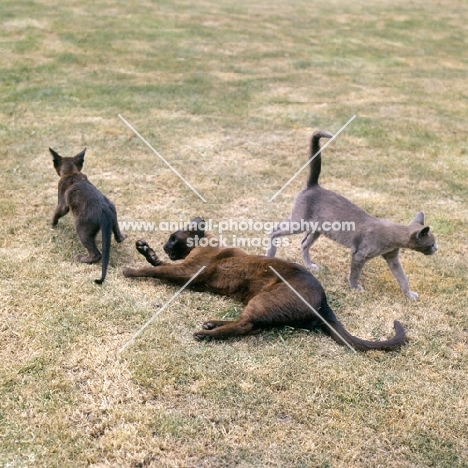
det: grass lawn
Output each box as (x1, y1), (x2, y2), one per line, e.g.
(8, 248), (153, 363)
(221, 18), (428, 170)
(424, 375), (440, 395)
(1, 0), (467, 466)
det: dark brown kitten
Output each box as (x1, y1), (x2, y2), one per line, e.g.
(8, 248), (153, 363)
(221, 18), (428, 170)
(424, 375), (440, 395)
(123, 218), (406, 352)
(50, 148), (127, 284)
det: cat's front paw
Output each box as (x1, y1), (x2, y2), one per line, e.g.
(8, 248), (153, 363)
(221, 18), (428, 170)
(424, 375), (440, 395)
(348, 275), (364, 291)
(406, 290), (419, 300)
(136, 239), (161, 266)
(305, 262), (319, 271)
(136, 239), (149, 253)
(123, 267), (135, 277)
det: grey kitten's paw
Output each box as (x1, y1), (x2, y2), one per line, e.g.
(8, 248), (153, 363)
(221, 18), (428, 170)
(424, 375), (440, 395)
(406, 290), (419, 300)
(350, 284), (364, 291)
(305, 262), (319, 271)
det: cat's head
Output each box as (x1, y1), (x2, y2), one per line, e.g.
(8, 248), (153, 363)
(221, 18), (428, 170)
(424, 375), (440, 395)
(50, 148), (86, 177)
(163, 217), (206, 260)
(408, 212), (437, 255)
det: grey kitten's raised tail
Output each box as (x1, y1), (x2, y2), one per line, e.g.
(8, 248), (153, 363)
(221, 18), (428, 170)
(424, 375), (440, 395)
(307, 130), (334, 188)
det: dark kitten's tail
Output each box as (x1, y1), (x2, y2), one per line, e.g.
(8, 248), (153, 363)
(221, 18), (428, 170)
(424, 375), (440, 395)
(319, 301), (406, 351)
(307, 130), (334, 188)
(95, 215), (112, 285)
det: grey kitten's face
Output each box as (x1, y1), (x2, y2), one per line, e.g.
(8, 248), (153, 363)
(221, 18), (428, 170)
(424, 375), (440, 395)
(409, 226), (438, 255)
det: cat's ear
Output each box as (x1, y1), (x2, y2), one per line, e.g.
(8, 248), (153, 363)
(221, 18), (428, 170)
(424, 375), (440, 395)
(49, 148), (61, 167)
(416, 226), (430, 240)
(73, 148), (86, 170)
(411, 211), (425, 225)
(188, 217), (205, 238)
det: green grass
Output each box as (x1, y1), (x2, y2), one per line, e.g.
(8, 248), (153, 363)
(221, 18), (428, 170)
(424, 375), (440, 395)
(1, 0), (468, 466)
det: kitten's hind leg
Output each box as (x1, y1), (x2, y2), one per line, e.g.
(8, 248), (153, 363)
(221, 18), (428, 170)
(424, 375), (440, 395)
(135, 239), (164, 266)
(266, 218), (290, 257)
(266, 217), (305, 257)
(112, 221), (127, 243)
(194, 318), (257, 340)
(382, 249), (418, 300)
(349, 252), (367, 291)
(202, 320), (234, 330)
(194, 290), (281, 340)
(301, 231), (321, 270)
(75, 226), (102, 264)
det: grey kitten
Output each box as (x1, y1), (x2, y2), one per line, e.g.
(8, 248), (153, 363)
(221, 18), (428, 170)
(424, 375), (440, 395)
(266, 131), (437, 300)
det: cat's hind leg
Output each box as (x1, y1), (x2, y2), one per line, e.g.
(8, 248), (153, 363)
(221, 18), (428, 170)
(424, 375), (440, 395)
(266, 217), (291, 257)
(202, 320), (235, 330)
(301, 231), (321, 270)
(193, 318), (259, 340)
(112, 220), (127, 243)
(193, 294), (269, 340)
(75, 223), (102, 263)
(266, 217), (306, 257)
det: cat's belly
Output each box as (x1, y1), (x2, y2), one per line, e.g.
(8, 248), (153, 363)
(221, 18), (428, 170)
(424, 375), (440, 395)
(321, 227), (356, 249)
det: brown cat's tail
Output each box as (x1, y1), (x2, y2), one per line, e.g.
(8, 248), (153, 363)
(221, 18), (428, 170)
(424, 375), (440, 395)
(307, 130), (334, 188)
(319, 302), (406, 351)
(328, 319), (406, 352)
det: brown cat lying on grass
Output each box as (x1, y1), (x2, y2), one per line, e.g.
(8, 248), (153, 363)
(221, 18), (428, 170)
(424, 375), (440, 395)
(266, 131), (438, 300)
(50, 148), (127, 284)
(123, 219), (406, 352)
